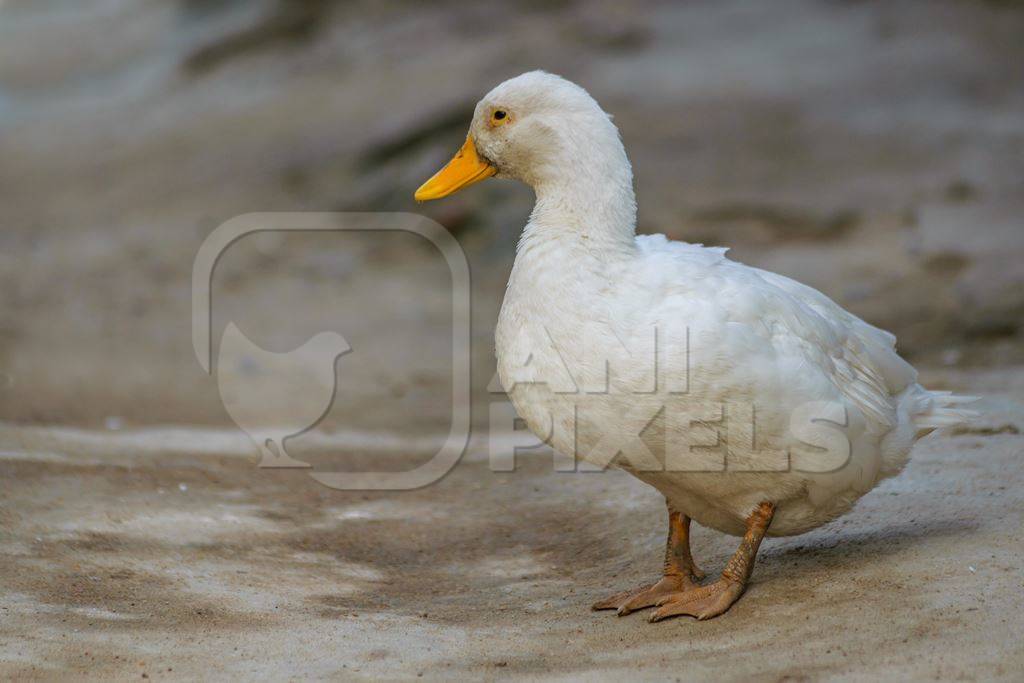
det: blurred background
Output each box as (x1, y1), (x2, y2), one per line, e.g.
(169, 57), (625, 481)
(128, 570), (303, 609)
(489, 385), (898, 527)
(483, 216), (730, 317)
(2, 0), (1022, 437)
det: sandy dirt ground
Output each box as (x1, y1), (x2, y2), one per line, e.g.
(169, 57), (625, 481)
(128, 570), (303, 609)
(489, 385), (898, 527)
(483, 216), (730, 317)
(1, 367), (1022, 681)
(2, 1), (1024, 680)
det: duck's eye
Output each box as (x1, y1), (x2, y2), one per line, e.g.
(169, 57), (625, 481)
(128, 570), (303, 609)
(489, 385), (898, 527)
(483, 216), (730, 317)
(490, 109), (510, 126)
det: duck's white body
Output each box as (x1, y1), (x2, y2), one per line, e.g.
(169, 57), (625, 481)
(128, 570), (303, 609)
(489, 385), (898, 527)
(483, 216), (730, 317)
(417, 70), (972, 542)
(496, 228), (967, 536)
(473, 72), (970, 538)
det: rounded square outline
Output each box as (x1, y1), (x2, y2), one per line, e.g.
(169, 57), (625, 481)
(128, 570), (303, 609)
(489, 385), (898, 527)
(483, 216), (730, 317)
(192, 212), (470, 490)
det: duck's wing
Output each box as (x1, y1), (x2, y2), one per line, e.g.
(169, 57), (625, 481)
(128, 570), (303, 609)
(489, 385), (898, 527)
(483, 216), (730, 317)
(636, 234), (917, 432)
(746, 265), (918, 431)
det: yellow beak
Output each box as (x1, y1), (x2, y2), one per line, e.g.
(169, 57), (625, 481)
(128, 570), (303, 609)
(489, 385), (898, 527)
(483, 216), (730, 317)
(414, 136), (496, 201)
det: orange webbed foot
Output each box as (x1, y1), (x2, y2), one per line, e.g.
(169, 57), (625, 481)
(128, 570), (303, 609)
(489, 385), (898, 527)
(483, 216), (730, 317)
(591, 574), (701, 616)
(648, 578), (745, 622)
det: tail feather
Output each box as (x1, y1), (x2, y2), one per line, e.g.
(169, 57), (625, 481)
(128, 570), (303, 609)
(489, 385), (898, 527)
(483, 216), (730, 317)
(913, 390), (980, 434)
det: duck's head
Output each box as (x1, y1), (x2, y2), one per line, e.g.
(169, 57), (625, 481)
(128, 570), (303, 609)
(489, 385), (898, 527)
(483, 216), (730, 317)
(414, 71), (630, 202)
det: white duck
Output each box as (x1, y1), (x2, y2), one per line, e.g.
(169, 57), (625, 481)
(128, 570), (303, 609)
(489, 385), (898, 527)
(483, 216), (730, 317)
(415, 71), (974, 621)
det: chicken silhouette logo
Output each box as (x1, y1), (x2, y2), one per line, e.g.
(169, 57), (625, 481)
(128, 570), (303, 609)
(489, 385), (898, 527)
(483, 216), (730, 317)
(193, 212), (470, 490)
(217, 322), (351, 468)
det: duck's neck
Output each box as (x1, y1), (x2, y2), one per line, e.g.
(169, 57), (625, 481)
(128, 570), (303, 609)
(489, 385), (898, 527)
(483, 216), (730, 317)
(519, 134), (638, 258)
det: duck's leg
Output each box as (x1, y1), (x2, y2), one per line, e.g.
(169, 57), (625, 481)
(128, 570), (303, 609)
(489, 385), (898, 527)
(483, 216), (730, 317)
(592, 502), (705, 615)
(648, 501), (775, 622)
